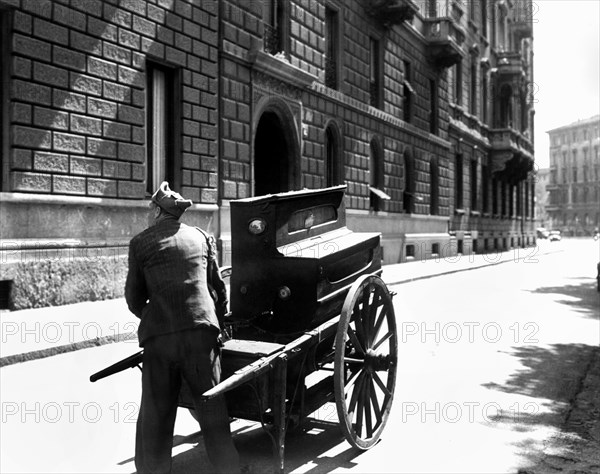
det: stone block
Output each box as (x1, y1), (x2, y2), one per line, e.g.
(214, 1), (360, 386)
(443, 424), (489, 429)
(53, 132), (86, 153)
(33, 107), (69, 130)
(118, 142), (145, 162)
(11, 149), (33, 170)
(12, 80), (51, 106)
(87, 138), (117, 158)
(71, 156), (102, 176)
(12, 102), (33, 125)
(103, 82), (132, 103)
(11, 171), (52, 192)
(201, 188), (217, 204)
(70, 74), (103, 96)
(87, 178), (118, 197)
(71, 114), (102, 136)
(34, 17), (68, 45)
(117, 180), (145, 198)
(103, 120), (131, 141)
(117, 104), (144, 125)
(133, 16), (156, 38)
(53, 5), (85, 32)
(33, 152), (69, 173)
(88, 97), (118, 119)
(52, 175), (86, 195)
(118, 65), (144, 88)
(13, 126), (52, 149)
(71, 0), (102, 17)
(88, 57), (118, 80)
(86, 18), (117, 43)
(120, 0), (146, 16)
(103, 42), (132, 65)
(13, 56), (32, 79)
(53, 90), (86, 113)
(53, 46), (86, 71)
(13, 34), (51, 61)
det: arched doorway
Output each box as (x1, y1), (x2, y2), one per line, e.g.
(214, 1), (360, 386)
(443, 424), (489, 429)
(254, 111), (290, 196)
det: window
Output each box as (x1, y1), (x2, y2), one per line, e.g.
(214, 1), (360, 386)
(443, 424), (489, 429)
(403, 150), (415, 213)
(454, 61), (463, 105)
(499, 84), (512, 127)
(146, 61), (180, 195)
(325, 6), (339, 89)
(263, 0), (289, 56)
(470, 55), (478, 116)
(429, 78), (438, 134)
(427, 0), (437, 17)
(325, 124), (342, 186)
(501, 181), (506, 216)
(482, 165), (489, 213)
(403, 60), (414, 123)
(481, 67), (488, 123)
(430, 158), (439, 215)
(369, 37), (382, 108)
(470, 159), (478, 211)
(0, 9), (9, 191)
(455, 154), (463, 209)
(492, 177), (498, 214)
(369, 139), (388, 212)
(481, 0), (488, 37)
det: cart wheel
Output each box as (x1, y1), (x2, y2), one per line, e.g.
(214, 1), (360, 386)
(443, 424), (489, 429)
(334, 274), (397, 450)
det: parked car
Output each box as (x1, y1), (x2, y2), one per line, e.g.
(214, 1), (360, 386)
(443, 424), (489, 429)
(549, 230), (562, 242)
(536, 227), (550, 239)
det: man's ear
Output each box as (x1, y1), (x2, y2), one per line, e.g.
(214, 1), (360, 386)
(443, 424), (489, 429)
(154, 205), (161, 218)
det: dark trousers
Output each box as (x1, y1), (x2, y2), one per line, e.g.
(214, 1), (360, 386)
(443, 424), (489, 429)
(135, 327), (239, 474)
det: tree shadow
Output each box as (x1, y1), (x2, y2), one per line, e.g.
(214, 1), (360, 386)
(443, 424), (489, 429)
(526, 277), (600, 320)
(483, 343), (599, 471)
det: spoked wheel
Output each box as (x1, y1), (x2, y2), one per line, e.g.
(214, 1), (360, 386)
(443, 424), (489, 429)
(334, 274), (398, 450)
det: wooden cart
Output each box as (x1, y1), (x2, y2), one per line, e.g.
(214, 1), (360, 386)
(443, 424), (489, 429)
(92, 186), (398, 473)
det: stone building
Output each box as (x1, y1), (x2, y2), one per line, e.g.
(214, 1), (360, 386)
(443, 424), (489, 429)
(546, 115), (600, 235)
(0, 0), (536, 310)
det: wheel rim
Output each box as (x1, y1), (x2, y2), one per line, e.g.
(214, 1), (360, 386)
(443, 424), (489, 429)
(334, 274), (397, 450)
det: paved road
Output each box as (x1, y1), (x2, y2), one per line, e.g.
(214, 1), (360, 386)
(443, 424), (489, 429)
(1, 239), (598, 473)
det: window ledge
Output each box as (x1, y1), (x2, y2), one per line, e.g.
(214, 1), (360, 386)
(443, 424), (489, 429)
(455, 208), (466, 215)
(250, 49), (317, 88)
(470, 210), (481, 217)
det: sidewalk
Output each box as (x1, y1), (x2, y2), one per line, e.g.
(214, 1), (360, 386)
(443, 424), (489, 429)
(0, 242), (562, 367)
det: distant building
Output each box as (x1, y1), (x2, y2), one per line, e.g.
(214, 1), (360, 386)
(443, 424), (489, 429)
(0, 0), (536, 309)
(535, 167), (550, 228)
(546, 115), (600, 235)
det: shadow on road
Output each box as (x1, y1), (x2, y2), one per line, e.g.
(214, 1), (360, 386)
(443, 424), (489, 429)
(169, 417), (363, 474)
(526, 276), (599, 320)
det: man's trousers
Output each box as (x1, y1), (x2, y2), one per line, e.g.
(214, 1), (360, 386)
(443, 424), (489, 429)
(135, 327), (239, 474)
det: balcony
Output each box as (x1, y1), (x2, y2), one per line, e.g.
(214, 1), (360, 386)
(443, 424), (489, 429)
(363, 0), (420, 27)
(510, 0), (534, 40)
(490, 128), (534, 183)
(494, 52), (524, 79)
(424, 17), (465, 68)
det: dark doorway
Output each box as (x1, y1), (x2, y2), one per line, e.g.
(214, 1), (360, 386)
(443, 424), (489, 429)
(254, 111), (289, 196)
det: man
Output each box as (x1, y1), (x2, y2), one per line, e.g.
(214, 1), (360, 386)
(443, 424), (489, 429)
(125, 182), (239, 474)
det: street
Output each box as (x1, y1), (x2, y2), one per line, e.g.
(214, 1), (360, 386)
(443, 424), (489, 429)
(1, 239), (598, 473)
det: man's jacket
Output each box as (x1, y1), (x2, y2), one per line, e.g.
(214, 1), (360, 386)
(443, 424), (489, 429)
(125, 218), (224, 346)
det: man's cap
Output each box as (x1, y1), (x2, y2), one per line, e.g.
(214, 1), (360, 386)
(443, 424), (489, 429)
(151, 182), (192, 218)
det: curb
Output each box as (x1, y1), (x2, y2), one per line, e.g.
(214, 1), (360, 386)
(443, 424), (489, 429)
(385, 247), (563, 286)
(0, 246), (565, 367)
(0, 331), (137, 368)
